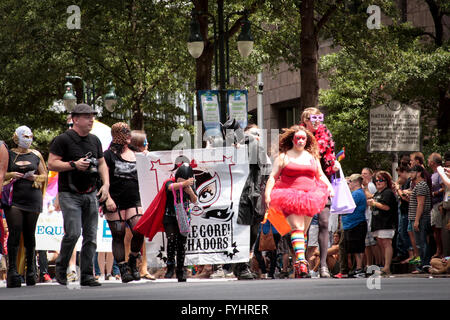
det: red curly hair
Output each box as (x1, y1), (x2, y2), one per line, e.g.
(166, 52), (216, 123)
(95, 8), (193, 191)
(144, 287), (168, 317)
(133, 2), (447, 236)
(279, 125), (319, 158)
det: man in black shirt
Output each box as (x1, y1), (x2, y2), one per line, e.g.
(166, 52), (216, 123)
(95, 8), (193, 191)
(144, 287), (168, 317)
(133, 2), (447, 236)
(48, 104), (110, 286)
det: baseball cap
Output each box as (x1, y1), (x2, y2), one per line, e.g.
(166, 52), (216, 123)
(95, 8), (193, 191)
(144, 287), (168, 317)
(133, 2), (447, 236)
(71, 103), (98, 115)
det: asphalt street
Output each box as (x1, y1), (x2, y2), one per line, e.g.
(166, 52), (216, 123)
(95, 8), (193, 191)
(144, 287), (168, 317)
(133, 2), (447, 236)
(1, 276), (449, 300)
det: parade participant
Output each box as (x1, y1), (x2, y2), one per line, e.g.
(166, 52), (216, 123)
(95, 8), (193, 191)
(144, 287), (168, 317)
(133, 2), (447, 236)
(299, 107), (339, 278)
(265, 125), (333, 277)
(135, 159), (197, 282)
(234, 123), (272, 280)
(48, 103), (110, 287)
(4, 126), (48, 287)
(128, 130), (155, 280)
(103, 122), (145, 283)
(367, 171), (398, 276)
(0, 140), (7, 186)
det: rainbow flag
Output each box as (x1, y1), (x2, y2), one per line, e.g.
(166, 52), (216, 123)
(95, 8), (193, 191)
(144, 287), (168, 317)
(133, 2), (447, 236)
(43, 171), (59, 209)
(336, 147), (345, 161)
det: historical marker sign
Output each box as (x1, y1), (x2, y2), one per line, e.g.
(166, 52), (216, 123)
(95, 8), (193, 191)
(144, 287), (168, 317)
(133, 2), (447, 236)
(368, 101), (421, 152)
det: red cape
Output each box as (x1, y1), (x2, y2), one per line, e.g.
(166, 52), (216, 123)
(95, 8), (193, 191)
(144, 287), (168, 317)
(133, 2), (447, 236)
(134, 178), (174, 241)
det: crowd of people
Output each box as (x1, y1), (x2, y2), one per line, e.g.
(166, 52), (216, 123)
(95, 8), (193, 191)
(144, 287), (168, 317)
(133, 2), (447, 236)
(0, 103), (449, 288)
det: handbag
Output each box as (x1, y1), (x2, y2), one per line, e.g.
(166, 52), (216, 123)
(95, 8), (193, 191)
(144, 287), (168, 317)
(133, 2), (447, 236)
(172, 185), (191, 237)
(1, 179), (15, 209)
(259, 224), (276, 251)
(330, 167), (356, 214)
(443, 189), (450, 210)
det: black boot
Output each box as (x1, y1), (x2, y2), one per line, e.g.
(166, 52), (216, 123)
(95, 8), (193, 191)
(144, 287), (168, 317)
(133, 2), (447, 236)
(164, 264), (175, 279)
(118, 262), (134, 283)
(25, 248), (37, 286)
(176, 267), (187, 282)
(7, 246), (22, 288)
(128, 253), (141, 281)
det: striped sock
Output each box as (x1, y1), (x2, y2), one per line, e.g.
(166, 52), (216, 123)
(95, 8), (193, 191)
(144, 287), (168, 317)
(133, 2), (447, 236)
(291, 229), (306, 263)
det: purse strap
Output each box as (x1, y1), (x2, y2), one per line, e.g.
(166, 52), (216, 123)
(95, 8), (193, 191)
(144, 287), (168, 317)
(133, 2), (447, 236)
(171, 184), (184, 207)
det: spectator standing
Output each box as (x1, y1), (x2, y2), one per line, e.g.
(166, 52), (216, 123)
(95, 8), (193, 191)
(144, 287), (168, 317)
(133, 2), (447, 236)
(361, 168), (381, 268)
(428, 153), (444, 258)
(342, 174), (367, 277)
(4, 126), (48, 288)
(393, 166), (413, 263)
(48, 104), (110, 287)
(408, 165), (432, 273)
(368, 171), (398, 276)
(410, 152), (432, 191)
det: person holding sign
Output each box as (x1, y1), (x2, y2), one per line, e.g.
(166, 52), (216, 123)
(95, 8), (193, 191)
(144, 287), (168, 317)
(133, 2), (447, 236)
(163, 162), (198, 282)
(265, 126), (333, 278)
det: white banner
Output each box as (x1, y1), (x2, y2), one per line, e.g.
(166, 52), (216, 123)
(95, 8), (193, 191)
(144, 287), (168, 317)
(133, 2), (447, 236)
(136, 147), (250, 267)
(35, 205), (113, 252)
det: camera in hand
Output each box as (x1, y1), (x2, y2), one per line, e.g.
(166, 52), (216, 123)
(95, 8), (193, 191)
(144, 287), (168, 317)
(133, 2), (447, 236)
(84, 152), (99, 174)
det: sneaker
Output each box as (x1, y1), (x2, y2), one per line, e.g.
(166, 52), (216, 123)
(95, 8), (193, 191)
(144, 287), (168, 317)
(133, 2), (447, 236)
(354, 269), (366, 278)
(260, 273), (268, 279)
(210, 266), (226, 279)
(223, 268), (235, 278)
(309, 270), (319, 278)
(409, 256), (421, 265)
(41, 274), (52, 283)
(319, 266), (331, 278)
(67, 271), (78, 282)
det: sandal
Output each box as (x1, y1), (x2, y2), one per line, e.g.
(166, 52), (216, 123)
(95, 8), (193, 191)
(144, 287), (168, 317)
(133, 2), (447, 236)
(141, 273), (156, 280)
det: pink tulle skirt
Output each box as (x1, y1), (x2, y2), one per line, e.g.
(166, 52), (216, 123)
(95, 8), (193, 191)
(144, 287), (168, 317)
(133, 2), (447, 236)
(270, 179), (329, 217)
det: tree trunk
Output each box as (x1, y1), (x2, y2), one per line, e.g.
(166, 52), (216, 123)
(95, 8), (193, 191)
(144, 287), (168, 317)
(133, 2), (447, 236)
(299, 0), (319, 110)
(130, 95), (144, 130)
(425, 0), (448, 140)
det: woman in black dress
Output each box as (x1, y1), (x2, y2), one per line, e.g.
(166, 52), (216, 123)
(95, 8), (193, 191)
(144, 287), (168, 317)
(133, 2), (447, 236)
(4, 126), (47, 288)
(103, 122), (145, 283)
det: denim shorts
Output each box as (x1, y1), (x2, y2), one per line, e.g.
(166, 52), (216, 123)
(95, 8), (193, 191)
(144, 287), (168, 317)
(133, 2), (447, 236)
(407, 220), (414, 232)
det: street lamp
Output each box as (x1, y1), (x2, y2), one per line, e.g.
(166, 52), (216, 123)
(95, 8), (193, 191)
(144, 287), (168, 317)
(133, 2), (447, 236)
(236, 16), (254, 58)
(187, 10), (204, 59)
(104, 83), (118, 112)
(62, 76), (118, 113)
(187, 2), (254, 124)
(63, 81), (77, 112)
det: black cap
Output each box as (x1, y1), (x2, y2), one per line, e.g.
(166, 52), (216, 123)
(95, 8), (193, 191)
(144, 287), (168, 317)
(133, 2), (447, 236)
(71, 103), (98, 115)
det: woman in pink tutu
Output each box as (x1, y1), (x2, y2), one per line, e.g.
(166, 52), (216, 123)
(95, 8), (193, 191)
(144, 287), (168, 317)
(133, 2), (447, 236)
(265, 125), (334, 277)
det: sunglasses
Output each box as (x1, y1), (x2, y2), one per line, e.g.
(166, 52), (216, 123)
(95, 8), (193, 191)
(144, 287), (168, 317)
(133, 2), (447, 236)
(309, 114), (324, 122)
(375, 179), (386, 183)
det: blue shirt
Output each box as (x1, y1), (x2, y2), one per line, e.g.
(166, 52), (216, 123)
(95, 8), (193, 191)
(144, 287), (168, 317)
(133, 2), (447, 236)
(342, 188), (367, 230)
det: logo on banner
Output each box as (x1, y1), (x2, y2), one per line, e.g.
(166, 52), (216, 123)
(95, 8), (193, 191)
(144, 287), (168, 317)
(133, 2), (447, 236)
(151, 154), (239, 261)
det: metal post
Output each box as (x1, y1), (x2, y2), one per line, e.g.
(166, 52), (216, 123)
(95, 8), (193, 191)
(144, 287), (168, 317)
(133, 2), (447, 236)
(257, 72), (264, 130)
(218, 0), (227, 124)
(392, 152), (399, 181)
